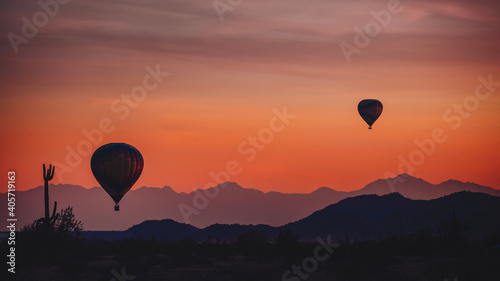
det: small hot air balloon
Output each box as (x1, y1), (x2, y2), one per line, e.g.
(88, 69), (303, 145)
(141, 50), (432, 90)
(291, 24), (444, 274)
(91, 143), (144, 211)
(358, 99), (383, 129)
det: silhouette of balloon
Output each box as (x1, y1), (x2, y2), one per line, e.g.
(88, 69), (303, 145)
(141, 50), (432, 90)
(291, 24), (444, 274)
(91, 143), (144, 211)
(358, 99), (383, 129)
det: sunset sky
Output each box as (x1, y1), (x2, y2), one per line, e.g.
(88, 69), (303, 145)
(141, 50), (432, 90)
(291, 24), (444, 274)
(1, 0), (499, 193)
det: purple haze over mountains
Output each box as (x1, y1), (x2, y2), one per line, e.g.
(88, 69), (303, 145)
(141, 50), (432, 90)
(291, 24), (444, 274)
(1, 174), (499, 230)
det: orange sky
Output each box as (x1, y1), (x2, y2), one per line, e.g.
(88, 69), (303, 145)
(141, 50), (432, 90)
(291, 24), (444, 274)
(1, 0), (499, 193)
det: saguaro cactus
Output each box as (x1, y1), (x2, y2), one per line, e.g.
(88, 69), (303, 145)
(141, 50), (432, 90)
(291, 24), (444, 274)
(36, 164), (59, 230)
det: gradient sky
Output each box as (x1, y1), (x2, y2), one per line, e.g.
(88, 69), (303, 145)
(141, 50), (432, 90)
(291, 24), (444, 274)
(1, 0), (499, 193)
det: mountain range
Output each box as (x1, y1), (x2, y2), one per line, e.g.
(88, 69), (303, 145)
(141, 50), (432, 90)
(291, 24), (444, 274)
(1, 174), (499, 231)
(83, 191), (500, 241)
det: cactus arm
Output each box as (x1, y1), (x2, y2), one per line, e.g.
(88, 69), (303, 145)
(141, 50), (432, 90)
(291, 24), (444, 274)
(52, 201), (57, 218)
(48, 201), (59, 226)
(47, 164), (55, 181)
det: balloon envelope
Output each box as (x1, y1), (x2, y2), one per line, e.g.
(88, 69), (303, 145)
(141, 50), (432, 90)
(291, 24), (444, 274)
(358, 99), (383, 129)
(91, 143), (144, 210)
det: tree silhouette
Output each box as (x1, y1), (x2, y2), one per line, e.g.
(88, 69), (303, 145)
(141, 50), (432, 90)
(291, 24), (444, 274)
(22, 206), (83, 241)
(276, 225), (299, 252)
(237, 230), (268, 245)
(54, 206), (84, 240)
(440, 206), (467, 244)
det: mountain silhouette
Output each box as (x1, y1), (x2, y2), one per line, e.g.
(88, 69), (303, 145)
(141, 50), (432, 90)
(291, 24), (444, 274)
(78, 191), (500, 242)
(287, 193), (419, 239)
(288, 191), (500, 240)
(1, 174), (499, 230)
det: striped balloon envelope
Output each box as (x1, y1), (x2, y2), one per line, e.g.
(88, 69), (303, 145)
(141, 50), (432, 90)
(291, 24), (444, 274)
(91, 143), (144, 211)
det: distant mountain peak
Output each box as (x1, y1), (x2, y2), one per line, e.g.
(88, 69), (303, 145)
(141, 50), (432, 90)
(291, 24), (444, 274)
(386, 174), (433, 186)
(383, 173), (411, 180)
(312, 186), (335, 194)
(217, 181), (244, 190)
(125, 219), (199, 239)
(382, 192), (406, 198)
(47, 183), (88, 190)
(135, 185), (176, 193)
(162, 185), (176, 192)
(136, 186), (159, 190)
(440, 179), (465, 185)
(129, 218), (185, 228)
(391, 173), (422, 181)
(191, 181), (246, 195)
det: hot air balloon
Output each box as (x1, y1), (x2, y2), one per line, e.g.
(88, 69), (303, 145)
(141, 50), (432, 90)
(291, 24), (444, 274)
(358, 99), (383, 129)
(91, 143), (144, 211)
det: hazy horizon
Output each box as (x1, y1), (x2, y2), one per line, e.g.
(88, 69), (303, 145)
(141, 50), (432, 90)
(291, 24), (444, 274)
(6, 173), (500, 194)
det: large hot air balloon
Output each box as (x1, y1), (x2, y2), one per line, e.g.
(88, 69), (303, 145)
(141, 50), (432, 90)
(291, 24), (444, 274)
(358, 99), (383, 129)
(91, 143), (144, 211)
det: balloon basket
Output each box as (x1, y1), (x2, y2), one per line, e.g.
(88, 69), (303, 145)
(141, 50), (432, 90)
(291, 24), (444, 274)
(114, 204), (120, 211)
(368, 126), (372, 129)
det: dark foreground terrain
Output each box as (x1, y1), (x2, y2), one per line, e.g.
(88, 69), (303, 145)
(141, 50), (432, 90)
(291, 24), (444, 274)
(3, 231), (499, 281)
